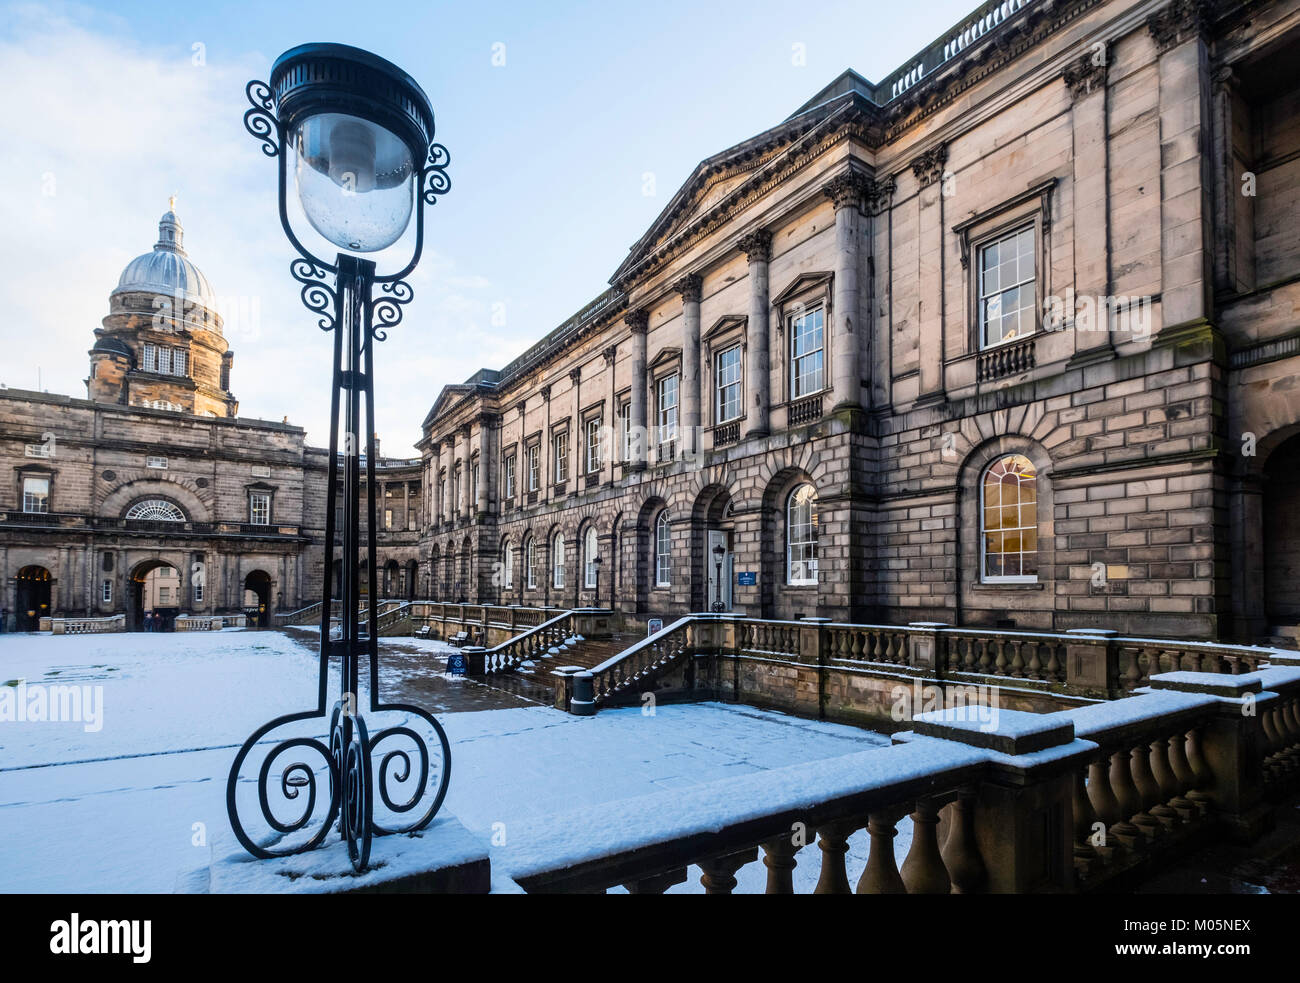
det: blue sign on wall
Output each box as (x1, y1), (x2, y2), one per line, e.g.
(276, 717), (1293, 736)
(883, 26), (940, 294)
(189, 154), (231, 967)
(447, 652), (468, 676)
(736, 571), (757, 586)
(647, 618), (664, 636)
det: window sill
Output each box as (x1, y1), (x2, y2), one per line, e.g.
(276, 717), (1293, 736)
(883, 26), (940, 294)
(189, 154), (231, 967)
(971, 581), (1044, 591)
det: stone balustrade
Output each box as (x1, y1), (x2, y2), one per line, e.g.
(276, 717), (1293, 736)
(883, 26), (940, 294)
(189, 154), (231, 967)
(505, 665), (1300, 894)
(49, 614), (126, 634)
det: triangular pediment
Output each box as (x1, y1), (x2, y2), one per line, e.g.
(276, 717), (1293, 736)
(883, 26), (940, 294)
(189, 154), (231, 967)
(649, 346), (682, 370)
(771, 271), (833, 309)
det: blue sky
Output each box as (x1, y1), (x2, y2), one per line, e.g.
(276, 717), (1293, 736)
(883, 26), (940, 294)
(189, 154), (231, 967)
(0, 0), (979, 452)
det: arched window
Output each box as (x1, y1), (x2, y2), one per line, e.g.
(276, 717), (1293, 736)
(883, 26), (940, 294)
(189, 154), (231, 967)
(786, 484), (818, 585)
(525, 538), (537, 589)
(552, 533), (565, 588)
(502, 542), (514, 589)
(125, 499), (186, 522)
(584, 527), (599, 589)
(981, 454), (1038, 582)
(655, 510), (673, 586)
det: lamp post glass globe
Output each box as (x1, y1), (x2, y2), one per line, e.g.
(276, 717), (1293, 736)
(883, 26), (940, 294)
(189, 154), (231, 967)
(292, 112), (415, 252)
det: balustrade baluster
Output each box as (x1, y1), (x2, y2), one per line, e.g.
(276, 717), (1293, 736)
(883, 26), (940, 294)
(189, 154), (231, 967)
(1072, 769), (1102, 878)
(699, 849), (758, 894)
(977, 639), (991, 673)
(939, 789), (986, 893)
(761, 834), (803, 894)
(1128, 744), (1164, 839)
(814, 820), (858, 894)
(901, 799), (951, 894)
(856, 809), (907, 894)
(1107, 747), (1144, 848)
(1085, 756), (1122, 865)
(1009, 640), (1025, 678)
(1185, 726), (1214, 814)
(994, 639), (1008, 675)
(1147, 739), (1182, 826)
(1026, 642), (1043, 679)
(1164, 728), (1197, 818)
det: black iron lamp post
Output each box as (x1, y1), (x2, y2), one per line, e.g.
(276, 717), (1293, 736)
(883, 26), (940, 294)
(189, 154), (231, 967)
(592, 554), (602, 607)
(712, 543), (726, 612)
(227, 44), (451, 872)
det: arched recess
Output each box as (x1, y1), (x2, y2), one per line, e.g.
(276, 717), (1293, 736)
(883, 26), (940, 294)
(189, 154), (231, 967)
(429, 545), (440, 599)
(759, 468), (818, 619)
(459, 534), (472, 602)
(691, 483), (735, 612)
(129, 558), (182, 632)
(384, 559), (400, 598)
(15, 565), (52, 631)
(956, 436), (1056, 630)
(634, 496), (668, 614)
(101, 479), (209, 524)
(406, 559), (419, 600)
(243, 569), (273, 628)
(1263, 433), (1300, 627)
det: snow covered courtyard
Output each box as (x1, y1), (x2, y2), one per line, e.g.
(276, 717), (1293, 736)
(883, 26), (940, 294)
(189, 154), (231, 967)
(0, 629), (895, 893)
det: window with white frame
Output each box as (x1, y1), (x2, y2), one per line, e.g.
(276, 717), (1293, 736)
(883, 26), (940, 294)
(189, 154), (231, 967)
(552, 533), (565, 588)
(584, 527), (599, 588)
(554, 431), (569, 483)
(249, 492), (271, 525)
(22, 476), (49, 513)
(147, 456), (168, 469)
(527, 444), (539, 491)
(715, 345), (743, 423)
(657, 374), (678, 445)
(620, 402), (631, 462)
(126, 499), (185, 521)
(525, 538), (537, 589)
(194, 581), (204, 603)
(452, 468), (461, 513)
(980, 454), (1038, 582)
(655, 510), (672, 586)
(786, 483), (819, 585)
(472, 462), (480, 503)
(503, 542), (514, 588)
(141, 343), (189, 376)
(978, 225), (1036, 348)
(504, 454), (516, 499)
(790, 307), (825, 399)
(585, 417), (602, 474)
(102, 580), (112, 603)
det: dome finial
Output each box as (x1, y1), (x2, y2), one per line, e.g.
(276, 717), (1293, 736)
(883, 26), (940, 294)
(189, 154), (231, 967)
(169, 192), (177, 212)
(156, 200), (185, 255)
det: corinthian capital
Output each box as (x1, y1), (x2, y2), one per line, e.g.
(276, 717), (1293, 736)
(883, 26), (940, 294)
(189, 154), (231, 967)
(911, 145), (948, 188)
(823, 171), (872, 210)
(1062, 47), (1108, 100)
(1147, 0), (1214, 54)
(624, 309), (650, 334)
(673, 273), (703, 304)
(737, 228), (772, 263)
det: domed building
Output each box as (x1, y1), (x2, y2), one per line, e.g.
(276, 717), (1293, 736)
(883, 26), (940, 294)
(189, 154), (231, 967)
(87, 202), (238, 417)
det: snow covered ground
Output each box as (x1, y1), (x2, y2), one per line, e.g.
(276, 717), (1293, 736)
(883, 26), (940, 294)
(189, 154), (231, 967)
(0, 630), (896, 893)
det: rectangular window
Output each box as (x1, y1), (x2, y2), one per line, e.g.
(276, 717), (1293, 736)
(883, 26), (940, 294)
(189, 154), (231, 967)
(979, 225), (1036, 348)
(527, 444), (539, 491)
(249, 492), (271, 525)
(504, 454), (516, 499)
(790, 307), (825, 398)
(194, 582), (204, 603)
(384, 508), (394, 530)
(472, 463), (480, 504)
(142, 343), (157, 373)
(102, 580), (112, 603)
(657, 374), (679, 444)
(252, 465), (271, 478)
(585, 418), (602, 473)
(159, 586), (170, 603)
(715, 345), (743, 423)
(156, 346), (172, 375)
(22, 476), (49, 513)
(24, 442), (51, 458)
(147, 456), (167, 469)
(172, 349), (187, 376)
(554, 431), (569, 483)
(621, 402), (631, 462)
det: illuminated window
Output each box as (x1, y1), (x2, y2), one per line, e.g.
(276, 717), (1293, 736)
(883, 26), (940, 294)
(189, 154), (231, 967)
(980, 454), (1038, 581)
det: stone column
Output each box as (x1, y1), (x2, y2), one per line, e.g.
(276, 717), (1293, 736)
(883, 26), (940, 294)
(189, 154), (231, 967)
(824, 172), (870, 411)
(909, 151), (946, 405)
(460, 426), (473, 518)
(1064, 48), (1114, 365)
(1149, 4), (1215, 332)
(477, 416), (492, 516)
(674, 274), (702, 454)
(738, 229), (772, 437)
(625, 310), (649, 469)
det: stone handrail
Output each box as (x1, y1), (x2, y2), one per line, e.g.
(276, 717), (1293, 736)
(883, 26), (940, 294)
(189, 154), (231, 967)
(589, 616), (701, 706)
(50, 614), (125, 635)
(476, 611), (577, 674)
(506, 664), (1300, 894)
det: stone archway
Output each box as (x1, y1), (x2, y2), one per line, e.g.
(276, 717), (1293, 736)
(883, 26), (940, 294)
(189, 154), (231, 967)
(15, 566), (52, 631)
(406, 559), (419, 600)
(1263, 433), (1300, 628)
(691, 484), (735, 612)
(130, 559), (181, 632)
(243, 570), (273, 629)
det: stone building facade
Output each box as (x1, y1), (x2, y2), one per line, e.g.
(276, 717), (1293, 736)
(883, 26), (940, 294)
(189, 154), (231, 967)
(417, 0), (1300, 643)
(0, 209), (421, 630)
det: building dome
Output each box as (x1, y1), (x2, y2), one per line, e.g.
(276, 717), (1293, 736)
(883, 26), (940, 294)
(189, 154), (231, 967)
(91, 335), (134, 360)
(111, 206), (217, 311)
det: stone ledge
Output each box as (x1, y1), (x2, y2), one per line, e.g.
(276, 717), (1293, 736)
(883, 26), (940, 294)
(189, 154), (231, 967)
(1148, 670), (1264, 697)
(909, 706), (1075, 755)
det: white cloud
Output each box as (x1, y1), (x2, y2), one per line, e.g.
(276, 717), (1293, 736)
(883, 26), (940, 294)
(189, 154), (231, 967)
(0, 3), (512, 454)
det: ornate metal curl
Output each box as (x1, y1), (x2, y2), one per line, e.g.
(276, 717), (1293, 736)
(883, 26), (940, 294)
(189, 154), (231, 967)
(369, 280), (414, 340)
(290, 258), (337, 332)
(244, 80), (280, 157)
(422, 143), (451, 204)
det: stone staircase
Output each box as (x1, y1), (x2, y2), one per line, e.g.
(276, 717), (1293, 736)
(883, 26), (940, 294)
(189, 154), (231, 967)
(492, 630), (637, 704)
(1265, 625), (1300, 651)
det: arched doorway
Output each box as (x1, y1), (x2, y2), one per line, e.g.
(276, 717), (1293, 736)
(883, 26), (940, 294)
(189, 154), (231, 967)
(406, 559), (419, 600)
(384, 559), (399, 598)
(692, 485), (735, 612)
(15, 566), (52, 631)
(131, 560), (180, 631)
(243, 570), (273, 629)
(1264, 434), (1300, 628)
